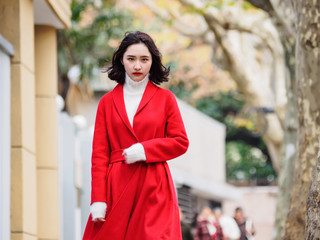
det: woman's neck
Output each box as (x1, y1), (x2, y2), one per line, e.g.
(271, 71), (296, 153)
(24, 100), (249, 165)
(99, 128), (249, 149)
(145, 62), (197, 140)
(123, 73), (149, 93)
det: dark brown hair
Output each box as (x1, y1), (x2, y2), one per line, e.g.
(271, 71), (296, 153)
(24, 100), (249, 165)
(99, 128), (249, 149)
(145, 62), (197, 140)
(107, 31), (170, 85)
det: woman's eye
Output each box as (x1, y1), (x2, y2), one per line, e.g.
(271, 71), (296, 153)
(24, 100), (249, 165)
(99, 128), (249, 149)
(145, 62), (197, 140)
(142, 58), (148, 62)
(128, 58), (134, 61)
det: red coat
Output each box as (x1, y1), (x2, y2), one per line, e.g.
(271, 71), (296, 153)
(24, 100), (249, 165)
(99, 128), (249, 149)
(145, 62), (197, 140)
(83, 81), (189, 240)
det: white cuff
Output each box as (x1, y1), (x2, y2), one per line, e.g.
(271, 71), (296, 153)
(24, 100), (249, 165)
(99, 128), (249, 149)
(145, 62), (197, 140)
(123, 143), (146, 164)
(90, 202), (107, 221)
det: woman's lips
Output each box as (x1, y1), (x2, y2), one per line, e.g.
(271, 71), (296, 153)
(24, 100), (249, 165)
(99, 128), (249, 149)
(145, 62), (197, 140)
(133, 72), (142, 76)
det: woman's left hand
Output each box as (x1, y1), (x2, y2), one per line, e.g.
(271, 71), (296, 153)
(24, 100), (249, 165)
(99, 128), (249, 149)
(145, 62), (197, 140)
(123, 143), (146, 164)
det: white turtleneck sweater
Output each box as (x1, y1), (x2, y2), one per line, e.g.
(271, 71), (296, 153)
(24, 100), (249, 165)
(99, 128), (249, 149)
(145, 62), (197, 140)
(123, 73), (149, 126)
(90, 73), (148, 221)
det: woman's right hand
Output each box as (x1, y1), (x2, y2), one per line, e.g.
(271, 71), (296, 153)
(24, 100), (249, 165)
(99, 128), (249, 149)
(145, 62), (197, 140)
(95, 218), (106, 222)
(90, 202), (107, 221)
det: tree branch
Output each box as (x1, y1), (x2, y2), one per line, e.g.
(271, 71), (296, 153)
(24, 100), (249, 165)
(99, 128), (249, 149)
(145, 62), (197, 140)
(139, 0), (209, 38)
(180, 0), (286, 107)
(245, 0), (296, 37)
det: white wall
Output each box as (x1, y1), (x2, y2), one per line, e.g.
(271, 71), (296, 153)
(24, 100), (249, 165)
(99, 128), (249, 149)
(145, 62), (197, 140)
(172, 99), (226, 182)
(169, 99), (239, 201)
(58, 107), (93, 240)
(79, 129), (93, 237)
(58, 112), (77, 240)
(0, 35), (13, 240)
(223, 186), (278, 240)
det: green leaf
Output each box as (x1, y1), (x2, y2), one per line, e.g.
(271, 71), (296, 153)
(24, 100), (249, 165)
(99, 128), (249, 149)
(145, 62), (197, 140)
(58, 3), (132, 81)
(242, 1), (254, 11)
(205, 2), (222, 9)
(71, 0), (91, 22)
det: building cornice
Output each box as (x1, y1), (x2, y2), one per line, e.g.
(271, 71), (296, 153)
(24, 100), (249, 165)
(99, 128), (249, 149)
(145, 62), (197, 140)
(46, 0), (71, 29)
(34, 0), (71, 29)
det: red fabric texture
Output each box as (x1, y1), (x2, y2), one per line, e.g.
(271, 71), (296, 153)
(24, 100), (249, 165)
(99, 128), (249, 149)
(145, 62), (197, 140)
(83, 81), (189, 240)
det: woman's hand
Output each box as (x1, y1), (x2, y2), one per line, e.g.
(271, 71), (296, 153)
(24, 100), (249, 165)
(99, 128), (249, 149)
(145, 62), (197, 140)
(123, 143), (146, 164)
(95, 218), (106, 222)
(90, 202), (107, 222)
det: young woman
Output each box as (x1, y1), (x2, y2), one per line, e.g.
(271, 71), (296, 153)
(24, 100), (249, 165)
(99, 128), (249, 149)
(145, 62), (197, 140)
(82, 31), (189, 240)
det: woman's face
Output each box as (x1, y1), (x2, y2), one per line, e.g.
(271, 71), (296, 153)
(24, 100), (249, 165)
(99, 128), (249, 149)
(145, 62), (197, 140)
(122, 43), (152, 82)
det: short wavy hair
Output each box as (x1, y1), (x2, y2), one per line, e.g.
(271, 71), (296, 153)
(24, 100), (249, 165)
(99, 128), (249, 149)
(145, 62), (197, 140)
(107, 31), (170, 85)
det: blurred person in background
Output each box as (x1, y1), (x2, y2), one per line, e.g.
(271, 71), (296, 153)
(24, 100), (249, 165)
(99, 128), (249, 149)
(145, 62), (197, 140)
(82, 31), (189, 240)
(194, 205), (224, 240)
(180, 209), (194, 240)
(213, 208), (240, 240)
(191, 212), (200, 236)
(234, 207), (255, 240)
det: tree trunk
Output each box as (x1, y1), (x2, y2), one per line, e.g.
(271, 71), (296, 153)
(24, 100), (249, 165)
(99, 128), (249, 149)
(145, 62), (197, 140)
(271, 14), (296, 240)
(307, 153), (320, 239)
(284, 0), (320, 239)
(273, 39), (297, 240)
(304, 0), (320, 238)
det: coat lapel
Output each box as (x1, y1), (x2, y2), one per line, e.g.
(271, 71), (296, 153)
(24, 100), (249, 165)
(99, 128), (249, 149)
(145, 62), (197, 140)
(112, 84), (137, 139)
(136, 81), (158, 116)
(112, 81), (159, 140)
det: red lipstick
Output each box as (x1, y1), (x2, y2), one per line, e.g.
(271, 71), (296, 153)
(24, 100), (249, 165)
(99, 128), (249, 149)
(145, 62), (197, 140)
(133, 72), (142, 76)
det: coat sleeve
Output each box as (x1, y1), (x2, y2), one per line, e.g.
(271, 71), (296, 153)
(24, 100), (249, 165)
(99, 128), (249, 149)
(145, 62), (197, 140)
(141, 92), (189, 163)
(91, 98), (110, 203)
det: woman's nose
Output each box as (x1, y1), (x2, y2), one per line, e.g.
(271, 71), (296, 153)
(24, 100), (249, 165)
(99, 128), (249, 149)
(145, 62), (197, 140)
(134, 61), (141, 70)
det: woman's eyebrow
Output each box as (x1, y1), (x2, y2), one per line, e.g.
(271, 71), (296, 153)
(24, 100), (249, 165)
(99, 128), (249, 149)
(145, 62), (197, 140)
(125, 54), (151, 58)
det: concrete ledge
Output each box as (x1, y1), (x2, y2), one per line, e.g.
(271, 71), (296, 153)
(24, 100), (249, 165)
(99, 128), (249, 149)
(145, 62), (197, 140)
(170, 167), (241, 201)
(0, 34), (14, 56)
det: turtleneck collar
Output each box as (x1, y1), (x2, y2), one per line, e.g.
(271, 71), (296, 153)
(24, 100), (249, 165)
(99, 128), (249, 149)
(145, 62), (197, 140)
(123, 73), (149, 94)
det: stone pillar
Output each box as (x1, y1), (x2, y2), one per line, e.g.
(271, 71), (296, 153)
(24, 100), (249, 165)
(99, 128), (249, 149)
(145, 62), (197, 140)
(34, 25), (60, 240)
(0, 0), (38, 239)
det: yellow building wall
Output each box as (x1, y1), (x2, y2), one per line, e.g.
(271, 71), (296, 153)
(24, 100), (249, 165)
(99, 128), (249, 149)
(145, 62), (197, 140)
(0, 0), (37, 239)
(35, 26), (60, 240)
(0, 0), (71, 239)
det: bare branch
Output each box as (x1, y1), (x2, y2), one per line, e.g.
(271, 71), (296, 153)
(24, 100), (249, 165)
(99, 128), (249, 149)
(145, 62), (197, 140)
(139, 0), (209, 38)
(245, 0), (296, 37)
(180, 0), (286, 107)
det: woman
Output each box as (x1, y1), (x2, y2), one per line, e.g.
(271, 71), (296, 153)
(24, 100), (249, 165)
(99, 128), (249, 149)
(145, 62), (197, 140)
(82, 31), (189, 240)
(194, 206), (224, 240)
(234, 207), (255, 240)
